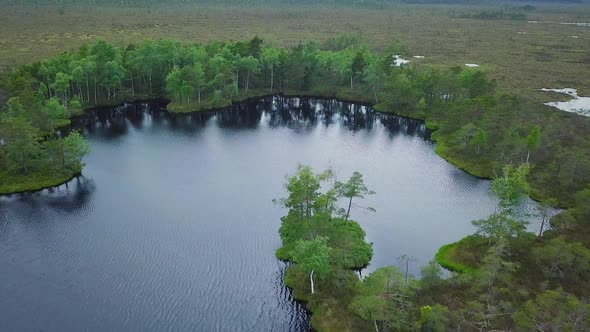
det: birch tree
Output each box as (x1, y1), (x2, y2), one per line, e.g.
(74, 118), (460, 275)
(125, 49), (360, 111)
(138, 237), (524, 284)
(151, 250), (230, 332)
(291, 236), (332, 294)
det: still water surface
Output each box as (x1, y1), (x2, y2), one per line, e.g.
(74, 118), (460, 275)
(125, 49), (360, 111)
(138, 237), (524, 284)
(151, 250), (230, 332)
(1, 97), (501, 331)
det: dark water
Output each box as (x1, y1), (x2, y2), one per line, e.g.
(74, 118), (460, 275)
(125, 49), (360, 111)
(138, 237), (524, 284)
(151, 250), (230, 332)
(1, 97), (503, 331)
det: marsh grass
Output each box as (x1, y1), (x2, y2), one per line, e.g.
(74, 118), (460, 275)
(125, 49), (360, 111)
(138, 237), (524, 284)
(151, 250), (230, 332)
(1, 3), (589, 103)
(434, 235), (488, 274)
(0, 167), (80, 195)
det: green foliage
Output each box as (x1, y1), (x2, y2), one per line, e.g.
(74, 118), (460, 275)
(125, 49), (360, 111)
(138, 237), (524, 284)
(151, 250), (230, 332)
(525, 126), (541, 161)
(550, 188), (590, 246)
(418, 305), (453, 332)
(43, 97), (67, 128)
(0, 115), (41, 173)
(457, 69), (496, 98)
(63, 131), (90, 170)
(472, 163), (531, 241)
(491, 163), (530, 213)
(334, 170), (375, 221)
(419, 261), (443, 289)
(291, 236), (332, 294)
(453, 122), (487, 154)
(165, 66), (183, 102)
(472, 212), (527, 241)
(513, 289), (590, 331)
(351, 266), (418, 331)
(455, 240), (517, 331)
(291, 236), (332, 276)
(532, 237), (590, 290)
(275, 166), (378, 328)
(0, 103), (88, 194)
(273, 164), (333, 220)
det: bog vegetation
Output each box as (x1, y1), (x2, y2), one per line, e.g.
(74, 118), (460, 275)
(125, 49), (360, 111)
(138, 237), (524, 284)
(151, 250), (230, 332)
(1, 34), (589, 330)
(275, 165), (590, 331)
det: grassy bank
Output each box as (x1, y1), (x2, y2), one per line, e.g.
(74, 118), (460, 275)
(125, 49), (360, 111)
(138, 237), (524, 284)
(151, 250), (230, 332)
(0, 168), (80, 195)
(433, 143), (494, 179)
(434, 235), (488, 274)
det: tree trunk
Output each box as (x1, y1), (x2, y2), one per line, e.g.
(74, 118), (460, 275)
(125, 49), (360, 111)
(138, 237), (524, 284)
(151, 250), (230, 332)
(61, 143), (66, 171)
(246, 71), (250, 94)
(538, 218), (546, 238)
(85, 73), (90, 102)
(404, 257), (409, 284)
(94, 75), (97, 104)
(350, 75), (353, 89)
(310, 270), (315, 294)
(382, 278), (391, 332)
(149, 72), (152, 96)
(130, 72), (135, 97)
(373, 320), (379, 332)
(198, 88), (201, 104)
(236, 68), (239, 95)
(45, 80), (51, 98)
(270, 66), (274, 92)
(345, 196), (353, 221)
(373, 84), (379, 104)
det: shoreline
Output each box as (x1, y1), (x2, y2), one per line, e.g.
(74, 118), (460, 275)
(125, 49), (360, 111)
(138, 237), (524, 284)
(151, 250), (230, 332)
(2, 91), (555, 209)
(0, 171), (81, 196)
(0, 91), (487, 196)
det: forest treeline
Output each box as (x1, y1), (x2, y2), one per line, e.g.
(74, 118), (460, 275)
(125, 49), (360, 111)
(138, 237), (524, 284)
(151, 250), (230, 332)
(274, 165), (590, 331)
(1, 36), (589, 205)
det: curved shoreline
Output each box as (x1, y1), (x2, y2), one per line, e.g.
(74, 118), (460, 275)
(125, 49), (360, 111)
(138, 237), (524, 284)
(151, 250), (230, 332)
(2, 92), (550, 207)
(0, 92), (484, 196)
(0, 171), (81, 196)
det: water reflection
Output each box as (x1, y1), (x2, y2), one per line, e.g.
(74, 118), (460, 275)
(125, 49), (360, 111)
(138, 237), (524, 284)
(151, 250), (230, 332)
(75, 96), (429, 140)
(0, 176), (95, 213)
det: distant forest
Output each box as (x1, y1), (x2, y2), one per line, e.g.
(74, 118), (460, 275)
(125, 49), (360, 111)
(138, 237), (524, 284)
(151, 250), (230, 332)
(0, 0), (585, 7)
